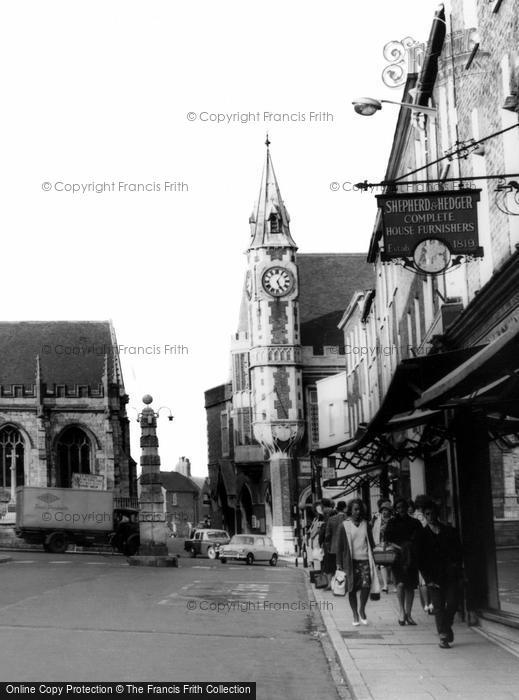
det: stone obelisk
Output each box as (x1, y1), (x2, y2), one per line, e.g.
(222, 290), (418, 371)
(129, 394), (177, 566)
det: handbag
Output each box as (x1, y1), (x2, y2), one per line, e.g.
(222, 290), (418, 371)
(312, 546), (324, 561)
(314, 572), (328, 589)
(372, 544), (399, 566)
(331, 571), (346, 596)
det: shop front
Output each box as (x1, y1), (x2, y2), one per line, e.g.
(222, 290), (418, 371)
(417, 252), (519, 625)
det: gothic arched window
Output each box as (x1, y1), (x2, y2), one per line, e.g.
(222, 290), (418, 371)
(57, 427), (91, 488)
(0, 427), (24, 491)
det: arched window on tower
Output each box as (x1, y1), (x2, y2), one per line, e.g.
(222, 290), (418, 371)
(269, 212), (282, 233)
(0, 427), (24, 494)
(56, 427), (91, 488)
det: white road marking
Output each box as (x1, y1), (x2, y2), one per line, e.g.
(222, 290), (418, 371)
(83, 562), (108, 565)
(14, 561), (35, 564)
(49, 561), (72, 564)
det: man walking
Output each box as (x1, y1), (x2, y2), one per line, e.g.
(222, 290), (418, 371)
(325, 500), (347, 574)
(416, 500), (463, 649)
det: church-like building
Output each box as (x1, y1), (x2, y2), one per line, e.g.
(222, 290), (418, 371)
(0, 321), (137, 531)
(205, 144), (374, 553)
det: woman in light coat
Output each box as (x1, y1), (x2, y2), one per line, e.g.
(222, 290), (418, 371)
(336, 498), (380, 625)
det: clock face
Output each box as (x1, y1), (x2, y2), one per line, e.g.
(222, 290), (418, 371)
(413, 239), (451, 274)
(262, 266), (295, 297)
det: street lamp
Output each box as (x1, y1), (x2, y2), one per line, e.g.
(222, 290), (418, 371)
(128, 401), (174, 423)
(352, 97), (437, 117)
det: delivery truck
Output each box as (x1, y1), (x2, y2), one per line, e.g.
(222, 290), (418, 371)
(15, 486), (140, 555)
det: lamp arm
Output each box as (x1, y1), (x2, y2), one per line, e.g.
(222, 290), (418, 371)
(380, 99), (437, 115)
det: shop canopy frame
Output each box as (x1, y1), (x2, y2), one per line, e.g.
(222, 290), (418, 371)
(321, 462), (397, 501)
(312, 346), (482, 471)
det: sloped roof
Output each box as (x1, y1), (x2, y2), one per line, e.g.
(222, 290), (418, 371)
(190, 476), (208, 491)
(155, 470), (199, 493)
(0, 321), (122, 386)
(249, 147), (296, 250)
(298, 254), (374, 347)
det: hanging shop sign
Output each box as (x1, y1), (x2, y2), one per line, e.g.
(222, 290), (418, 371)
(376, 189), (483, 273)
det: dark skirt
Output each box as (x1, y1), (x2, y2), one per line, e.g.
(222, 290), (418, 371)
(352, 559), (371, 591)
(392, 542), (418, 588)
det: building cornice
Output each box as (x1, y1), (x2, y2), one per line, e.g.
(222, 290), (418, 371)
(445, 249), (519, 346)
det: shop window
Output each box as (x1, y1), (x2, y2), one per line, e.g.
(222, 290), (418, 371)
(56, 427), (91, 488)
(490, 446), (519, 616)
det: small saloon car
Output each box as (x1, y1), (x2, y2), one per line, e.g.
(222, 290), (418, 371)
(184, 529), (230, 559)
(218, 534), (278, 566)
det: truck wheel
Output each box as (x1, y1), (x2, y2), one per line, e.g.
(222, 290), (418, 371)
(123, 534), (139, 556)
(269, 554), (278, 567)
(207, 546), (217, 559)
(47, 533), (68, 554)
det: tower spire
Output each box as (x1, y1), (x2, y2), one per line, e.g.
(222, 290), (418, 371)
(248, 143), (296, 250)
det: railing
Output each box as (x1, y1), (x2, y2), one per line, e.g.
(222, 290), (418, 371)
(114, 497), (139, 510)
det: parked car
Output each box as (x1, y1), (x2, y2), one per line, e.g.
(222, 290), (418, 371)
(218, 534), (278, 566)
(184, 529), (230, 559)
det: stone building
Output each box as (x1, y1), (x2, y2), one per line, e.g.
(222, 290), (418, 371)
(0, 321), (136, 526)
(317, 0), (519, 638)
(205, 145), (374, 553)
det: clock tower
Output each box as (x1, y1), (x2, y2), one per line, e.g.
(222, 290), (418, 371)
(246, 140), (304, 555)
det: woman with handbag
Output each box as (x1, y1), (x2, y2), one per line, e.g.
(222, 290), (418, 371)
(385, 497), (422, 626)
(336, 498), (380, 626)
(372, 500), (392, 593)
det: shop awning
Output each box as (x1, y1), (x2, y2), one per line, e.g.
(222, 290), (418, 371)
(385, 408), (441, 431)
(311, 424), (369, 458)
(322, 463), (391, 500)
(312, 347), (480, 464)
(369, 347), (483, 432)
(416, 321), (519, 409)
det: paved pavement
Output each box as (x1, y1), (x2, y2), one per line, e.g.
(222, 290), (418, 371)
(310, 577), (519, 700)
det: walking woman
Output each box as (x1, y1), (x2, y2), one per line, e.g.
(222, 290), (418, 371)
(416, 500), (463, 648)
(372, 500), (393, 593)
(308, 502), (324, 573)
(336, 498), (380, 626)
(385, 497), (422, 625)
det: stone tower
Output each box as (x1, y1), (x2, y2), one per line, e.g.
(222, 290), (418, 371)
(246, 141), (304, 554)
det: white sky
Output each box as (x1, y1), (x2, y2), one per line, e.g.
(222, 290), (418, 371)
(1, 0), (440, 476)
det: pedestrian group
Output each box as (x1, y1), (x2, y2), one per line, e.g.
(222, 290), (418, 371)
(308, 495), (462, 649)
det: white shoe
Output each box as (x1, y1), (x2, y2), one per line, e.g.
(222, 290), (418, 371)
(360, 617), (368, 625)
(352, 620), (360, 627)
